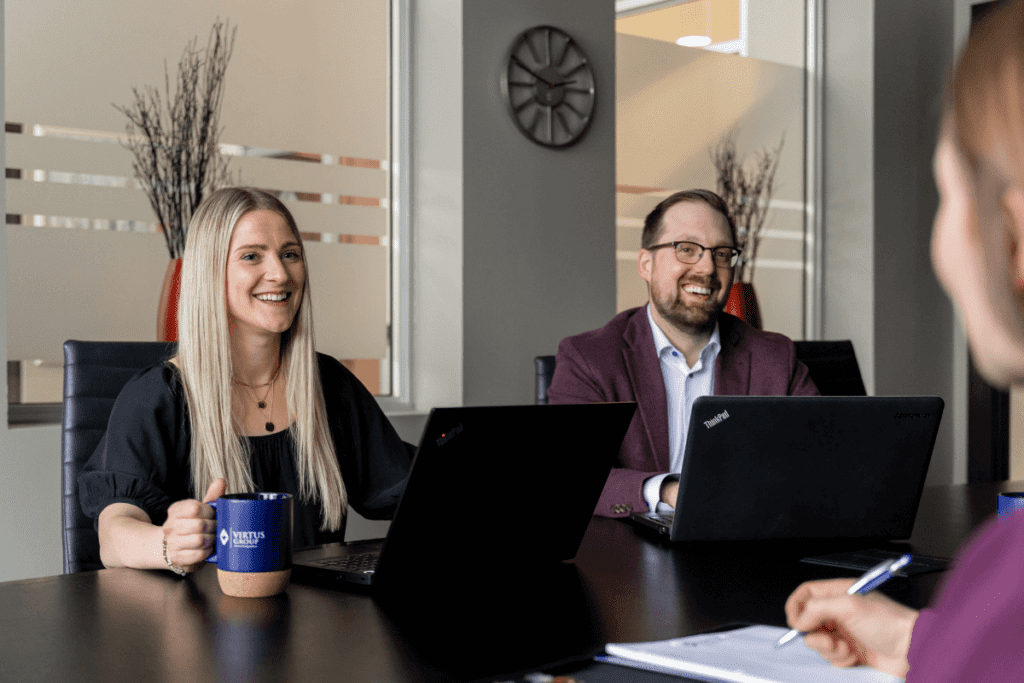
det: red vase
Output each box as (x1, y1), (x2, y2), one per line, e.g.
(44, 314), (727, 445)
(724, 282), (762, 330)
(157, 258), (183, 341)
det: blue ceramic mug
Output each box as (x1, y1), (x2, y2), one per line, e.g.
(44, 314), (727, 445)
(998, 492), (1024, 522)
(206, 493), (293, 597)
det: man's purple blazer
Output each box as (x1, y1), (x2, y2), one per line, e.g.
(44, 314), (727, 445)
(547, 307), (818, 517)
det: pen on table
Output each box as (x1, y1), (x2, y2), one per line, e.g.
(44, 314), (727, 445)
(775, 553), (913, 649)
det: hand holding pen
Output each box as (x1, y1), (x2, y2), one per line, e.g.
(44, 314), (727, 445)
(778, 554), (912, 648)
(780, 554), (919, 678)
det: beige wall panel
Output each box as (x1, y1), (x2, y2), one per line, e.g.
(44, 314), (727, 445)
(617, 34), (803, 203)
(234, 156), (387, 200)
(6, 135), (134, 178)
(746, 0), (806, 69)
(617, 226), (641, 251)
(304, 243), (387, 360)
(617, 40), (716, 193)
(749, 267), (803, 339)
(6, 180), (156, 223)
(754, 236), (804, 263)
(6, 0), (387, 159)
(616, 194), (663, 223)
(284, 201), (386, 237)
(7, 226), (169, 363)
(617, 258), (648, 313)
(19, 362), (62, 404)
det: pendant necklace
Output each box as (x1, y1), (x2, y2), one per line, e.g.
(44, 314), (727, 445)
(234, 361), (280, 432)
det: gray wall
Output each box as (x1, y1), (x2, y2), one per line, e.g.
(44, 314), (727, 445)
(823, 0), (958, 485)
(461, 0), (616, 407)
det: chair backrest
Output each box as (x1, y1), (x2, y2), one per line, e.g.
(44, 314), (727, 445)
(793, 340), (867, 396)
(61, 340), (176, 573)
(534, 355), (556, 405)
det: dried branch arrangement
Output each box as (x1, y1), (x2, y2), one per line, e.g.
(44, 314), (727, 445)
(710, 130), (785, 283)
(115, 19), (237, 258)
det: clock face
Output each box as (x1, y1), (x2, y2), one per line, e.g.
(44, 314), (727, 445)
(501, 26), (596, 148)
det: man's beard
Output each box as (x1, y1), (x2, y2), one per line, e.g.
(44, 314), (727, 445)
(651, 276), (725, 336)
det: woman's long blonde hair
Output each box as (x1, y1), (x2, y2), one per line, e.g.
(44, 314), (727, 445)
(177, 187), (347, 530)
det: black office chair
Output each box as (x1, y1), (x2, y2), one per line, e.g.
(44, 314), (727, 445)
(61, 340), (176, 573)
(534, 355), (556, 405)
(793, 340), (867, 396)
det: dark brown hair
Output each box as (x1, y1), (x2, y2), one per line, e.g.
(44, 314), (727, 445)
(641, 189), (736, 249)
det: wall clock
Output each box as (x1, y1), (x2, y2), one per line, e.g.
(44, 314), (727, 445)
(500, 25), (596, 148)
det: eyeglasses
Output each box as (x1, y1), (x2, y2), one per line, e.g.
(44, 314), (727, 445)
(645, 240), (741, 269)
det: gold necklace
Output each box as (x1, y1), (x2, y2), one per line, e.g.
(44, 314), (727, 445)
(234, 361), (281, 432)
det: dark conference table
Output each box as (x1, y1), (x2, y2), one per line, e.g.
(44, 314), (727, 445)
(1, 481), (1017, 683)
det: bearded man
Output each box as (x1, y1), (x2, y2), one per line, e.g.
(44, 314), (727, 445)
(547, 189), (818, 518)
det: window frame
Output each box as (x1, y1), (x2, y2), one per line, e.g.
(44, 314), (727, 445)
(7, 0), (412, 425)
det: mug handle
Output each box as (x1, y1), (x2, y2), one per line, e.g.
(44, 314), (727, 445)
(205, 499), (218, 564)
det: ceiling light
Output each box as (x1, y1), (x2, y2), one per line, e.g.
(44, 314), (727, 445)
(676, 35), (712, 47)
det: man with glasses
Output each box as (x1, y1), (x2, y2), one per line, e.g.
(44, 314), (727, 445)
(548, 189), (818, 517)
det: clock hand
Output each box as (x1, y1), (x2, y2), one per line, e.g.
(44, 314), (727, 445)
(511, 55), (577, 88)
(511, 55), (553, 85)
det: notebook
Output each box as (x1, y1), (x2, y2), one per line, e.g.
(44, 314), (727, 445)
(630, 396), (944, 542)
(601, 624), (902, 682)
(291, 402), (637, 589)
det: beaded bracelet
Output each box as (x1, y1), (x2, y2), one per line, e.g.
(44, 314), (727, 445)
(162, 538), (188, 576)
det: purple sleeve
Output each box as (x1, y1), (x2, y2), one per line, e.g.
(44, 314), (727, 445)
(906, 511), (1024, 681)
(790, 359), (819, 396)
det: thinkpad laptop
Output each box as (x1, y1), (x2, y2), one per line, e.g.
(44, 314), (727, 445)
(630, 396), (944, 542)
(292, 402), (637, 589)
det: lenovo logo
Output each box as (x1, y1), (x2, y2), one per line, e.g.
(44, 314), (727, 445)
(435, 423), (464, 447)
(703, 410), (730, 429)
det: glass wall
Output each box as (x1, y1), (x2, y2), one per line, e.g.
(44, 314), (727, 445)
(615, 0), (810, 340)
(5, 0), (396, 416)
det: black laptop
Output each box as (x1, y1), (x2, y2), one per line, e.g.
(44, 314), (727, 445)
(292, 402), (637, 589)
(630, 396), (944, 542)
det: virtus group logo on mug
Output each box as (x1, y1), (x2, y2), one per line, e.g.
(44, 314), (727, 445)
(225, 530), (266, 548)
(206, 492), (293, 598)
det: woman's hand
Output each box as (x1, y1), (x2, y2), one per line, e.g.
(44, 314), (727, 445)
(784, 578), (919, 678)
(161, 479), (226, 572)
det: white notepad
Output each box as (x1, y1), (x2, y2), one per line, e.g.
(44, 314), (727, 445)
(603, 625), (903, 683)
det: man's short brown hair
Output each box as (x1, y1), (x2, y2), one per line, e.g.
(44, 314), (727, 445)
(641, 189), (737, 249)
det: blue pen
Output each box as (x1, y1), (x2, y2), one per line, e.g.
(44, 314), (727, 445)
(775, 553), (913, 649)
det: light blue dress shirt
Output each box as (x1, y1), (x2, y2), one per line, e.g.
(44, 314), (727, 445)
(642, 304), (720, 512)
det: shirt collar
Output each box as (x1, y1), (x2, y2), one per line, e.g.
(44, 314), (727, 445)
(646, 303), (721, 365)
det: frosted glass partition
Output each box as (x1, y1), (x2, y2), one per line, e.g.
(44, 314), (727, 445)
(5, 0), (393, 407)
(615, 0), (808, 339)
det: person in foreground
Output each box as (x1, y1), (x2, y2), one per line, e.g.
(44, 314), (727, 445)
(79, 187), (412, 574)
(547, 189), (817, 518)
(785, 5), (1024, 679)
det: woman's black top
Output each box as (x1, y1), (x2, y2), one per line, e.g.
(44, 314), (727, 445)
(78, 354), (413, 548)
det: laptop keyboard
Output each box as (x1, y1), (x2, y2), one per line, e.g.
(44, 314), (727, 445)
(652, 512), (674, 525)
(309, 552), (380, 571)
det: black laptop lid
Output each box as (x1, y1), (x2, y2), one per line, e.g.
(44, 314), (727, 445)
(670, 396), (944, 541)
(372, 402), (637, 585)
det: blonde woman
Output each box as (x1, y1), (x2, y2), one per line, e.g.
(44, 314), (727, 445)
(79, 187), (412, 573)
(784, 3), (1024, 679)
